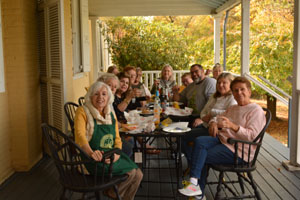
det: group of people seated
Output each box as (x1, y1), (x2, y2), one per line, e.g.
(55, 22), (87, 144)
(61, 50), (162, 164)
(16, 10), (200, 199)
(73, 63), (266, 200)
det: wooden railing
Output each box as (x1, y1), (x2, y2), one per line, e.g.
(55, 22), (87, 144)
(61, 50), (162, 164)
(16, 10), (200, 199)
(142, 70), (189, 89)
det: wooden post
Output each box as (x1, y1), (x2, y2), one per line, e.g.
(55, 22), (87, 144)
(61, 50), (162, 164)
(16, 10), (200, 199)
(90, 17), (100, 82)
(282, 0), (300, 170)
(241, 0), (250, 75)
(213, 15), (221, 64)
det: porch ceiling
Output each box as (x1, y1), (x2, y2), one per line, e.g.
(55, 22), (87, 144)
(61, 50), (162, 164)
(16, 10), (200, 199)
(88, 0), (241, 17)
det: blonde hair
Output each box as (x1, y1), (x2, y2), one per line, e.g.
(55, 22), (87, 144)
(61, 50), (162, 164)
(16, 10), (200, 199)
(213, 63), (222, 71)
(214, 73), (234, 98)
(160, 64), (174, 82)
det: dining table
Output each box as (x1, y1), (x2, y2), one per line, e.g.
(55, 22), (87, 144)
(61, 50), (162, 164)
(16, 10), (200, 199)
(119, 106), (193, 199)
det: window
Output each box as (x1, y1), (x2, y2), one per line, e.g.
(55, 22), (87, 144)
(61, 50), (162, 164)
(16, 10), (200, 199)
(71, 0), (90, 75)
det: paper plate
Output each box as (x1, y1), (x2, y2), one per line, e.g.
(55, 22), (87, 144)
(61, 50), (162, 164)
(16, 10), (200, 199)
(162, 126), (191, 133)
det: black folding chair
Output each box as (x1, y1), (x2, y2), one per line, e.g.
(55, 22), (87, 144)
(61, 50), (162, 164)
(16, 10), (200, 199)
(64, 102), (79, 138)
(41, 123), (128, 200)
(208, 108), (272, 200)
(78, 96), (85, 106)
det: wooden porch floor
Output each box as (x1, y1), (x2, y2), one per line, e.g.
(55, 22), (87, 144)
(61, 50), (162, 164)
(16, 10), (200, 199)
(0, 133), (300, 200)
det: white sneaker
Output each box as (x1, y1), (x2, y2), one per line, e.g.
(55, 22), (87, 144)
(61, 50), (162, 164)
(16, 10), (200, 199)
(178, 182), (202, 196)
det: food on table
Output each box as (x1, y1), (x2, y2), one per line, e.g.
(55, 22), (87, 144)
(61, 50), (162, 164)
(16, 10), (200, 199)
(142, 108), (151, 114)
(122, 124), (138, 131)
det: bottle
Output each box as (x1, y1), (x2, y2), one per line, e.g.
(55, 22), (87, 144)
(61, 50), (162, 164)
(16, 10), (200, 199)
(131, 97), (136, 103)
(154, 90), (161, 126)
(165, 86), (170, 105)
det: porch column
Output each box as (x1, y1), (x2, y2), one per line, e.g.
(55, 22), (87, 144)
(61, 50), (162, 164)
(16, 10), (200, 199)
(241, 0), (250, 75)
(283, 0), (300, 170)
(90, 17), (100, 82)
(213, 15), (221, 64)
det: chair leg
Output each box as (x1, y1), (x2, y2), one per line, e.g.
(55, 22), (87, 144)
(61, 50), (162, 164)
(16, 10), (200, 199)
(113, 185), (122, 200)
(215, 171), (224, 200)
(60, 188), (68, 200)
(237, 172), (245, 194)
(81, 193), (88, 200)
(95, 191), (100, 200)
(247, 172), (261, 200)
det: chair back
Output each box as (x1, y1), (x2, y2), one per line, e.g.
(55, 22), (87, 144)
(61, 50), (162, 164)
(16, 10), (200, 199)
(250, 107), (272, 166)
(41, 123), (128, 198)
(78, 96), (85, 106)
(64, 102), (79, 136)
(41, 123), (94, 189)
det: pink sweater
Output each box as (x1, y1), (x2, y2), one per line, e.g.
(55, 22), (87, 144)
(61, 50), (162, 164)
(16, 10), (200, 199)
(215, 103), (266, 162)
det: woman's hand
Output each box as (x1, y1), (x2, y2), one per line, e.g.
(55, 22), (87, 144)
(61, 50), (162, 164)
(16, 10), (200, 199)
(133, 88), (142, 97)
(105, 153), (120, 164)
(202, 113), (211, 123)
(217, 116), (239, 132)
(90, 150), (103, 161)
(209, 122), (218, 137)
(126, 89), (135, 99)
(192, 118), (203, 127)
(172, 85), (180, 94)
(154, 79), (160, 87)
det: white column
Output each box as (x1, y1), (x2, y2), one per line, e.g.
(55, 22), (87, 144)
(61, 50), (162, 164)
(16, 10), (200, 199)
(90, 17), (99, 82)
(241, 0), (250, 75)
(283, 0), (300, 170)
(214, 15), (221, 64)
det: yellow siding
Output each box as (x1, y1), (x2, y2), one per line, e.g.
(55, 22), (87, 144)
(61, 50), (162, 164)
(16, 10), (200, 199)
(0, 0), (42, 180)
(0, 92), (13, 184)
(0, 0), (94, 184)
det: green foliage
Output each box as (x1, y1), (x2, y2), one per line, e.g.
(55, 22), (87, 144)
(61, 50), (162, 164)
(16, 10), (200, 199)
(101, 0), (294, 96)
(101, 17), (193, 71)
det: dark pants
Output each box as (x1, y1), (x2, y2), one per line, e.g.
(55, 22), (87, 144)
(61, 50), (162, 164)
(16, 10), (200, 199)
(122, 137), (134, 158)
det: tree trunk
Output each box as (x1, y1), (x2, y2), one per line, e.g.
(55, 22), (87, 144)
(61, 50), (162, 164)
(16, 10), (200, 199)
(266, 94), (277, 119)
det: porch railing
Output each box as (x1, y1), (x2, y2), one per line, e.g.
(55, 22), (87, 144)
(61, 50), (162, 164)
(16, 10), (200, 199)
(142, 70), (189, 89)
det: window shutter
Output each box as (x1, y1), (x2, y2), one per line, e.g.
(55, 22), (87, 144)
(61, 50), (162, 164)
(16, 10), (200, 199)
(80, 0), (90, 72)
(38, 0), (65, 131)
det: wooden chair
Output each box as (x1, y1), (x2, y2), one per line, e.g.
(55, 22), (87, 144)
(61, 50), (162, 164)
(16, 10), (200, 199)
(208, 108), (272, 200)
(64, 102), (79, 138)
(41, 123), (128, 200)
(78, 96), (85, 106)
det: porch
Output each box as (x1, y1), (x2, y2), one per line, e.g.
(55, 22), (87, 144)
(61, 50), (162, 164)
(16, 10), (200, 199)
(0, 133), (299, 200)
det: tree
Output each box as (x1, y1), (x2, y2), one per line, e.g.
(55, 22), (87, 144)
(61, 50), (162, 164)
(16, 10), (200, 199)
(101, 17), (194, 70)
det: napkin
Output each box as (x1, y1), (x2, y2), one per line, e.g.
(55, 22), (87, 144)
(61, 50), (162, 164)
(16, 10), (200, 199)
(168, 122), (189, 129)
(124, 110), (155, 133)
(164, 107), (193, 116)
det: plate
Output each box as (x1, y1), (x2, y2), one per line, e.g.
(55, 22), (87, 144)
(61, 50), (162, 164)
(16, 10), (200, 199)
(162, 126), (191, 133)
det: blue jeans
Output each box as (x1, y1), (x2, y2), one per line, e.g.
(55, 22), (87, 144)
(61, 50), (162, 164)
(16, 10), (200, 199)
(182, 124), (209, 163)
(190, 136), (243, 191)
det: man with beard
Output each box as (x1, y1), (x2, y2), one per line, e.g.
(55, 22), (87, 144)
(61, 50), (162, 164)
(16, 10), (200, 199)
(173, 64), (216, 117)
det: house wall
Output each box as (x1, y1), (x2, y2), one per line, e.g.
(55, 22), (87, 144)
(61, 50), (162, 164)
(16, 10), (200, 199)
(0, 0), (41, 184)
(64, 0), (91, 103)
(0, 0), (95, 184)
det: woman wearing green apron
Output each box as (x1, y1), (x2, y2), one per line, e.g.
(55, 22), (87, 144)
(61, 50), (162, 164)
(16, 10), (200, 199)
(75, 81), (143, 200)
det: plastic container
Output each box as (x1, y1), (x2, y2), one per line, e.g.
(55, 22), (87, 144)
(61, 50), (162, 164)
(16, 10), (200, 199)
(154, 90), (161, 126)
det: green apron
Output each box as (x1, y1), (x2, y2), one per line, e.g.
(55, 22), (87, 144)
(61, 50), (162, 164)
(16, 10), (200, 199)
(84, 112), (137, 175)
